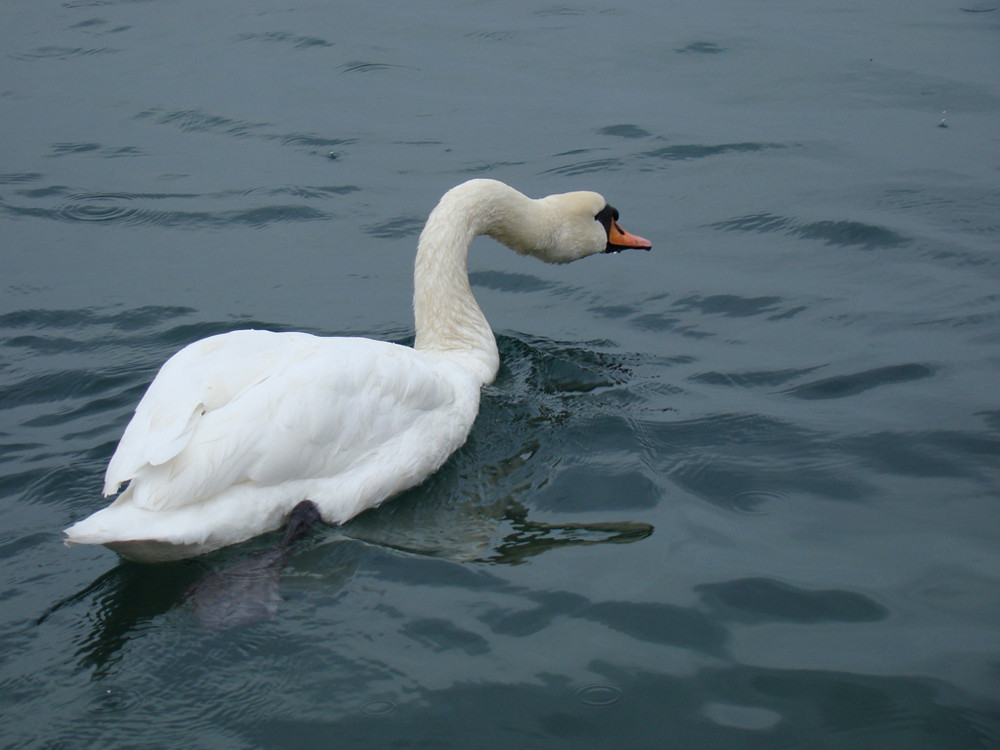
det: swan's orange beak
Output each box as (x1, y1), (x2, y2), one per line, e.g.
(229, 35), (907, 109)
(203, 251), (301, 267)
(606, 219), (652, 253)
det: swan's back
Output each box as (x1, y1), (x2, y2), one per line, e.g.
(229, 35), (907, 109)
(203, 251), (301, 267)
(66, 330), (481, 560)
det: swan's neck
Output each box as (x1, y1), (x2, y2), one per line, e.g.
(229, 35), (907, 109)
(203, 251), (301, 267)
(413, 180), (541, 386)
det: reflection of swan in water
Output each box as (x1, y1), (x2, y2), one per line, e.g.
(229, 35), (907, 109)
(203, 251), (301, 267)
(342, 335), (654, 563)
(183, 500), (320, 631)
(343, 473), (653, 566)
(38, 506), (349, 669)
(483, 511), (652, 566)
(43, 497), (650, 657)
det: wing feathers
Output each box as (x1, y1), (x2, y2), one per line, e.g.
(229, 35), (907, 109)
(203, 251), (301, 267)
(104, 331), (472, 514)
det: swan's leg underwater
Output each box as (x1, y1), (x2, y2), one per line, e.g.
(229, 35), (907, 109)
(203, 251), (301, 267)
(281, 500), (322, 548)
(183, 500), (322, 630)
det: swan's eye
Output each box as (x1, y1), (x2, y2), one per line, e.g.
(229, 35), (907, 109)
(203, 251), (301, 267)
(595, 204), (619, 233)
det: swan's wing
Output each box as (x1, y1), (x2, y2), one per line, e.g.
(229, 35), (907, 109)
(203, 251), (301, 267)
(110, 334), (475, 514)
(104, 331), (319, 495)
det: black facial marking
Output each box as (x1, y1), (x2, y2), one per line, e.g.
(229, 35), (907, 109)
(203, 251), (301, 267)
(595, 204), (619, 234)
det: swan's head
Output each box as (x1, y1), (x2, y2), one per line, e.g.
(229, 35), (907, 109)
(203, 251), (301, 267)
(424, 179), (651, 265)
(518, 189), (652, 264)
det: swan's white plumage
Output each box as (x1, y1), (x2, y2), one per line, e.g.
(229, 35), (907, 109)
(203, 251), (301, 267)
(69, 333), (478, 560)
(64, 179), (649, 562)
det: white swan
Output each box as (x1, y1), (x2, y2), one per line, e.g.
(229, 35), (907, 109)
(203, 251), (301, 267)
(64, 179), (651, 562)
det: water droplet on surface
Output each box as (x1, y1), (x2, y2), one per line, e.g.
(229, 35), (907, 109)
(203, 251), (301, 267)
(728, 489), (787, 514)
(89, 685), (144, 713)
(362, 698), (399, 716)
(574, 683), (624, 707)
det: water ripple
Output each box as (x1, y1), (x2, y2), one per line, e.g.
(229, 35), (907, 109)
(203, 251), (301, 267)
(0, 172), (43, 184)
(339, 61), (404, 74)
(689, 366), (824, 389)
(785, 363), (936, 400)
(88, 685), (146, 713)
(653, 413), (871, 505)
(676, 41), (727, 54)
(361, 698), (399, 716)
(696, 577), (889, 623)
(47, 142), (146, 159)
(596, 124), (651, 139)
(642, 142), (785, 162)
(671, 294), (786, 318)
(726, 489), (788, 515)
(134, 106), (352, 152)
(11, 46), (118, 60)
(277, 133), (356, 149)
(575, 683), (624, 706)
(711, 212), (911, 250)
(134, 107), (270, 138)
(1, 188), (335, 228)
(235, 31), (334, 49)
(363, 216), (425, 239)
(542, 157), (624, 177)
(460, 160), (527, 174)
(843, 428), (1000, 480)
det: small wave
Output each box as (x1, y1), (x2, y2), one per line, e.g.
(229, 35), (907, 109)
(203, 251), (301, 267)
(654, 413), (870, 504)
(711, 211), (911, 250)
(469, 270), (557, 294)
(842, 427), (1000, 480)
(642, 142), (784, 161)
(135, 107), (354, 153)
(676, 41), (726, 54)
(11, 46), (118, 61)
(55, 194), (139, 223)
(275, 133), (355, 149)
(596, 124), (651, 139)
(0, 172), (43, 184)
(2, 189), (332, 228)
(796, 219), (910, 250)
(876, 185), (1000, 238)
(534, 465), (659, 512)
(364, 216), (425, 239)
(339, 61), (403, 74)
(262, 184), (360, 198)
(465, 30), (515, 42)
(696, 577), (888, 623)
(0, 305), (194, 334)
(14, 185), (71, 199)
(135, 107), (270, 138)
(671, 293), (786, 318)
(583, 599), (727, 654)
(0, 367), (136, 414)
(48, 142), (101, 157)
(497, 335), (632, 395)
(785, 363), (936, 400)
(45, 142), (145, 159)
(235, 31), (333, 49)
(534, 5), (586, 16)
(460, 160), (526, 174)
(689, 366), (823, 388)
(542, 157), (624, 177)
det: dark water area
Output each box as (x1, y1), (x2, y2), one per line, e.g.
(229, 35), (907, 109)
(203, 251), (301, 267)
(2, 0), (999, 747)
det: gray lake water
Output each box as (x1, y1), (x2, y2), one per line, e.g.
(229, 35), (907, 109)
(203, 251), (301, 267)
(2, 0), (999, 747)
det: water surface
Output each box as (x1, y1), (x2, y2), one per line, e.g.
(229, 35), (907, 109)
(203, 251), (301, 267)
(2, 1), (999, 747)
